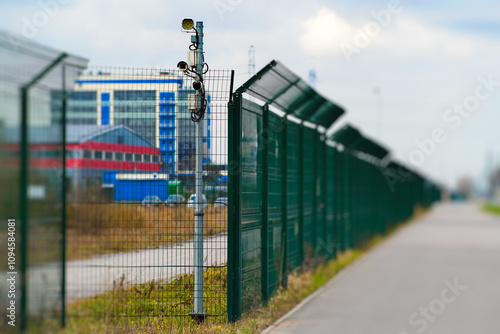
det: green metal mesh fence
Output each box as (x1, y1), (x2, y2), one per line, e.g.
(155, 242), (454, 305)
(228, 60), (441, 322)
(0, 33), (87, 333)
(61, 66), (233, 327)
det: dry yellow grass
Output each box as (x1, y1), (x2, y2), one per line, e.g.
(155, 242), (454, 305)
(66, 203), (227, 261)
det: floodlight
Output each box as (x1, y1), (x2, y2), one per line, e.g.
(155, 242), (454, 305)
(182, 19), (195, 30)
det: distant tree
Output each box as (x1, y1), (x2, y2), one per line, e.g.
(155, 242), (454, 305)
(490, 167), (500, 189)
(456, 176), (473, 199)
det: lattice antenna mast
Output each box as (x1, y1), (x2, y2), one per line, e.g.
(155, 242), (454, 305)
(308, 68), (316, 89)
(248, 45), (255, 76)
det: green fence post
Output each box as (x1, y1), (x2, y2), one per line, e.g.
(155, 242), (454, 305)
(61, 64), (67, 328)
(261, 105), (269, 305)
(19, 86), (28, 334)
(228, 93), (242, 322)
(19, 52), (67, 332)
(298, 123), (304, 266)
(312, 128), (318, 264)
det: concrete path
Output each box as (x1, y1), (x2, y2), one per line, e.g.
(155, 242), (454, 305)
(66, 233), (227, 302)
(266, 203), (500, 334)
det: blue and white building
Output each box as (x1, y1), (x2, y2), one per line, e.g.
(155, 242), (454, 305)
(52, 71), (211, 177)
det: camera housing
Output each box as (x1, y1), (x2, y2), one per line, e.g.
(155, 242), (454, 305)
(177, 61), (191, 72)
(192, 81), (203, 91)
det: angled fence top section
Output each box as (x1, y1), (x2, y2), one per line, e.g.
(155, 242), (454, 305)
(0, 29), (88, 70)
(329, 124), (390, 161)
(236, 60), (345, 128)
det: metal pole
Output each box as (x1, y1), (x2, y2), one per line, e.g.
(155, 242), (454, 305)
(61, 64), (67, 328)
(19, 86), (28, 334)
(373, 87), (383, 140)
(192, 20), (206, 321)
(228, 90), (242, 322)
(19, 52), (67, 333)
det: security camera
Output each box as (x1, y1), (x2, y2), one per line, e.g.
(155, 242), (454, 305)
(177, 61), (191, 72)
(192, 80), (203, 91)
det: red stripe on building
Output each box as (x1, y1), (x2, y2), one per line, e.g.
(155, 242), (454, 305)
(68, 159), (161, 171)
(68, 141), (160, 154)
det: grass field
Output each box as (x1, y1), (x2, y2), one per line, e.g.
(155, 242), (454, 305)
(66, 203), (227, 261)
(59, 250), (362, 334)
(62, 266), (227, 334)
(54, 208), (425, 333)
(482, 203), (500, 215)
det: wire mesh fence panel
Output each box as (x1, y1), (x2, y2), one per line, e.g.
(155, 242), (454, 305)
(62, 66), (232, 326)
(285, 120), (301, 272)
(325, 144), (336, 260)
(315, 133), (326, 260)
(301, 126), (316, 265)
(0, 33), (87, 333)
(264, 111), (285, 301)
(227, 60), (442, 322)
(238, 98), (264, 314)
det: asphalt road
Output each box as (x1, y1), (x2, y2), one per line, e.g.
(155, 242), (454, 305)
(266, 203), (500, 334)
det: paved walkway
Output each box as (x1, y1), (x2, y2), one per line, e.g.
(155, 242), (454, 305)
(266, 203), (500, 334)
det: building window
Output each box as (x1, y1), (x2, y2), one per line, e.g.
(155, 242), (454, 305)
(105, 152), (113, 160)
(160, 92), (175, 102)
(68, 106), (97, 112)
(115, 152), (124, 161)
(67, 150), (83, 158)
(125, 153), (133, 162)
(94, 151), (103, 160)
(83, 150), (92, 159)
(68, 119), (97, 125)
(114, 105), (155, 113)
(152, 155), (159, 163)
(143, 154), (151, 163)
(134, 154), (142, 162)
(114, 90), (156, 101)
(70, 91), (97, 101)
(101, 93), (110, 102)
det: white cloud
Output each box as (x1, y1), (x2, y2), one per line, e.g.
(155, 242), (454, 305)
(298, 6), (478, 62)
(298, 7), (354, 56)
(378, 17), (476, 60)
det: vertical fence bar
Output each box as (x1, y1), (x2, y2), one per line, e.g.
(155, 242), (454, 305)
(19, 86), (28, 334)
(312, 127), (318, 263)
(18, 53), (67, 332)
(228, 92), (242, 322)
(61, 64), (67, 328)
(261, 105), (269, 304)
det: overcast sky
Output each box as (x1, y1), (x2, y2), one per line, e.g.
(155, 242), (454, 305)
(2, 0), (500, 189)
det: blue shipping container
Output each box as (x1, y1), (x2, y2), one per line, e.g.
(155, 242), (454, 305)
(114, 179), (168, 202)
